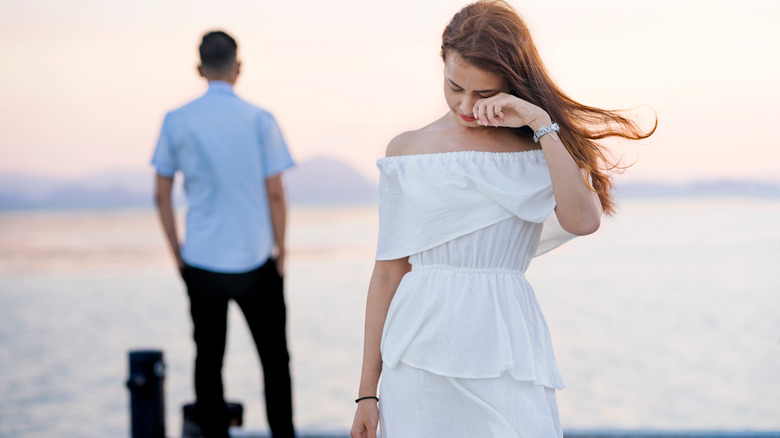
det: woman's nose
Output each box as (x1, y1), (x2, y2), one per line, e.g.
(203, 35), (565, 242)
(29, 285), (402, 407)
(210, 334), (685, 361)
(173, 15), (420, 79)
(459, 96), (476, 114)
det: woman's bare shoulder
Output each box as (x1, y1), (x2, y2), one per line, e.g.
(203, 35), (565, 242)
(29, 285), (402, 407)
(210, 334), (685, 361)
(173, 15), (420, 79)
(385, 119), (448, 157)
(384, 131), (423, 157)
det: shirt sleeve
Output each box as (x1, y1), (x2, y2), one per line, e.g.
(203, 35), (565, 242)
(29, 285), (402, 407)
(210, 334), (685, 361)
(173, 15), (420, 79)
(150, 113), (179, 177)
(259, 113), (294, 177)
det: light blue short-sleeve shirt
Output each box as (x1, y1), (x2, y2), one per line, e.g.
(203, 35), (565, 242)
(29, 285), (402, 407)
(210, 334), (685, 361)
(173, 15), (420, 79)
(151, 81), (294, 273)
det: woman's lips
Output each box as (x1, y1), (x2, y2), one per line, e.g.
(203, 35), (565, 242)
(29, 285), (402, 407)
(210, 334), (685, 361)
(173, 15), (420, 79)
(459, 113), (476, 122)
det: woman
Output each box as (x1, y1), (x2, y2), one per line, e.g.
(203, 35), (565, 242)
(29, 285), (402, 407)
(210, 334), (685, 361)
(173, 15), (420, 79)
(350, 1), (655, 437)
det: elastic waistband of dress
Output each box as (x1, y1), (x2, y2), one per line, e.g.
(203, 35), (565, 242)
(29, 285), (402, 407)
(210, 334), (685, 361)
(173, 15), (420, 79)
(411, 264), (525, 276)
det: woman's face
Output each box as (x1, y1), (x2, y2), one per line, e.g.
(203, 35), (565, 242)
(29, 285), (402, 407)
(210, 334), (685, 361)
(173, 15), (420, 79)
(443, 52), (510, 127)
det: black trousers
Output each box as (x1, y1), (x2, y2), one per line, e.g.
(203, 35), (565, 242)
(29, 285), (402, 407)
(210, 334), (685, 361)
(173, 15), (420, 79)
(182, 258), (295, 438)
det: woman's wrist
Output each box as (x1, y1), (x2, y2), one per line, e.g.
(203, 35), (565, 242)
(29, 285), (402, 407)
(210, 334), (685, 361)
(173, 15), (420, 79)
(357, 386), (378, 399)
(528, 113), (552, 132)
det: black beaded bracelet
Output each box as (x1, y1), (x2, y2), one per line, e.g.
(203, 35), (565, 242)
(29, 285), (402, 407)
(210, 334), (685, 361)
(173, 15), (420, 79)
(355, 396), (379, 403)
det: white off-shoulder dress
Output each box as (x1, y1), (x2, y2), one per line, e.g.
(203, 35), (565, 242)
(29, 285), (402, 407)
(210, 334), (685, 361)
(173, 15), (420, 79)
(375, 150), (575, 438)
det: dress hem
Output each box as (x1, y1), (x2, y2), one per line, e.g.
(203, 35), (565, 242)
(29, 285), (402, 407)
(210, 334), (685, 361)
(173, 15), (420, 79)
(385, 358), (566, 390)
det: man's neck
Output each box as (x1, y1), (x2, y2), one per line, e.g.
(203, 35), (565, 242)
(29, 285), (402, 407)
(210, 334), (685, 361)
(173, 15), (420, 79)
(206, 78), (235, 85)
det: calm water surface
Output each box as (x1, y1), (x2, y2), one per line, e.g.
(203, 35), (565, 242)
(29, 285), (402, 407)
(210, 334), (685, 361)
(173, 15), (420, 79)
(0, 199), (778, 437)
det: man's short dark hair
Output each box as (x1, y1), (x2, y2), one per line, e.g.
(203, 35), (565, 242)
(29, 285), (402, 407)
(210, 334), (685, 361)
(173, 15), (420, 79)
(199, 31), (237, 71)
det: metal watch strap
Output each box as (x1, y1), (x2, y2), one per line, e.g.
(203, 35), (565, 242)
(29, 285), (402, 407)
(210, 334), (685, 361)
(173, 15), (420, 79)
(533, 122), (560, 143)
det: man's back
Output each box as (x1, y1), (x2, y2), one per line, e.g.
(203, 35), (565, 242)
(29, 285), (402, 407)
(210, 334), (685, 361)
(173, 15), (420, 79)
(153, 81), (293, 273)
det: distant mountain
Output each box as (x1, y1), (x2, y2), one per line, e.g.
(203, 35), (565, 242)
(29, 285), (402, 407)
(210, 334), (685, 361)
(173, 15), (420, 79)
(0, 157), (378, 210)
(0, 170), (155, 209)
(1, 163), (778, 211)
(285, 157), (377, 204)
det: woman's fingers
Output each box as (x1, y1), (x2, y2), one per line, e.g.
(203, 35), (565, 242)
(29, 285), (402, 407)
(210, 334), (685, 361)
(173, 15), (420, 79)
(473, 100), (486, 125)
(350, 404), (379, 438)
(483, 101), (499, 127)
(350, 424), (371, 438)
(491, 102), (504, 126)
(473, 94), (511, 127)
(472, 96), (487, 125)
(472, 92), (544, 128)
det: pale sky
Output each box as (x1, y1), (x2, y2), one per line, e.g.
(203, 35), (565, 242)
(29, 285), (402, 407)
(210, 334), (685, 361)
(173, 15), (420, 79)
(1, 0), (779, 183)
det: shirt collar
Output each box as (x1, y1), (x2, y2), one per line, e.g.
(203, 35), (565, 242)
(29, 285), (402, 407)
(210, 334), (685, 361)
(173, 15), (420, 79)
(206, 81), (235, 95)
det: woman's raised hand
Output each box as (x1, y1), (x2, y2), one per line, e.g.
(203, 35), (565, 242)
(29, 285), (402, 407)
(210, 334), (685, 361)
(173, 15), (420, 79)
(350, 401), (380, 438)
(472, 92), (551, 131)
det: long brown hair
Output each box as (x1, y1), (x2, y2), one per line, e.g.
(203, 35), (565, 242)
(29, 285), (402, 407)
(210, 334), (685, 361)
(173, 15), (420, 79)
(441, 0), (656, 215)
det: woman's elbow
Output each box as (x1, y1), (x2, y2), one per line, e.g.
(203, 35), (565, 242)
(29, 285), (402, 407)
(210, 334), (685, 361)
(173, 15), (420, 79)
(575, 216), (601, 236)
(560, 212), (601, 236)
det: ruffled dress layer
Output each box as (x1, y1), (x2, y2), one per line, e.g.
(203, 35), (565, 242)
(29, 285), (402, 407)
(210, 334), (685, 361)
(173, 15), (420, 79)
(375, 150), (574, 438)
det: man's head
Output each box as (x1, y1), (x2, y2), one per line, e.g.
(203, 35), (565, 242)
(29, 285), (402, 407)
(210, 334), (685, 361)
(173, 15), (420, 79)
(197, 30), (240, 84)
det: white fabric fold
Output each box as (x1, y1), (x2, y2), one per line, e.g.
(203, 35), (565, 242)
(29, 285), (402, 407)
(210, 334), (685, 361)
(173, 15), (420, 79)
(381, 265), (565, 389)
(375, 150), (574, 261)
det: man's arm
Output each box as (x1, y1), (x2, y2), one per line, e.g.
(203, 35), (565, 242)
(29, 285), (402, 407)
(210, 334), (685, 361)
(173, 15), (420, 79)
(266, 173), (287, 276)
(154, 174), (183, 270)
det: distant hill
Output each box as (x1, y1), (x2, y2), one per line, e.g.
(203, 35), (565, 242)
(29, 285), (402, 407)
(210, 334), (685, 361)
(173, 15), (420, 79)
(286, 157), (377, 204)
(0, 157), (378, 210)
(0, 162), (778, 211)
(0, 170), (154, 210)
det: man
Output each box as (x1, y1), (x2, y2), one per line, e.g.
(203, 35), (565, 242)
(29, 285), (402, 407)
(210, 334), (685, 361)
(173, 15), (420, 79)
(152, 30), (295, 438)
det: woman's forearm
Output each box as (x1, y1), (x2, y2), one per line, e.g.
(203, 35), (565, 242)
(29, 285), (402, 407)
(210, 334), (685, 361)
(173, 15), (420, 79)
(357, 259), (411, 397)
(532, 117), (602, 235)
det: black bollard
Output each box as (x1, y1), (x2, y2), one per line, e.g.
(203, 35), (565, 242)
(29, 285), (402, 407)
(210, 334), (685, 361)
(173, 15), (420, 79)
(126, 350), (166, 438)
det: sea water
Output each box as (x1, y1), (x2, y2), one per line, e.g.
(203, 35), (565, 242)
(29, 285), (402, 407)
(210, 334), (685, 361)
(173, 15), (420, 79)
(0, 199), (778, 437)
